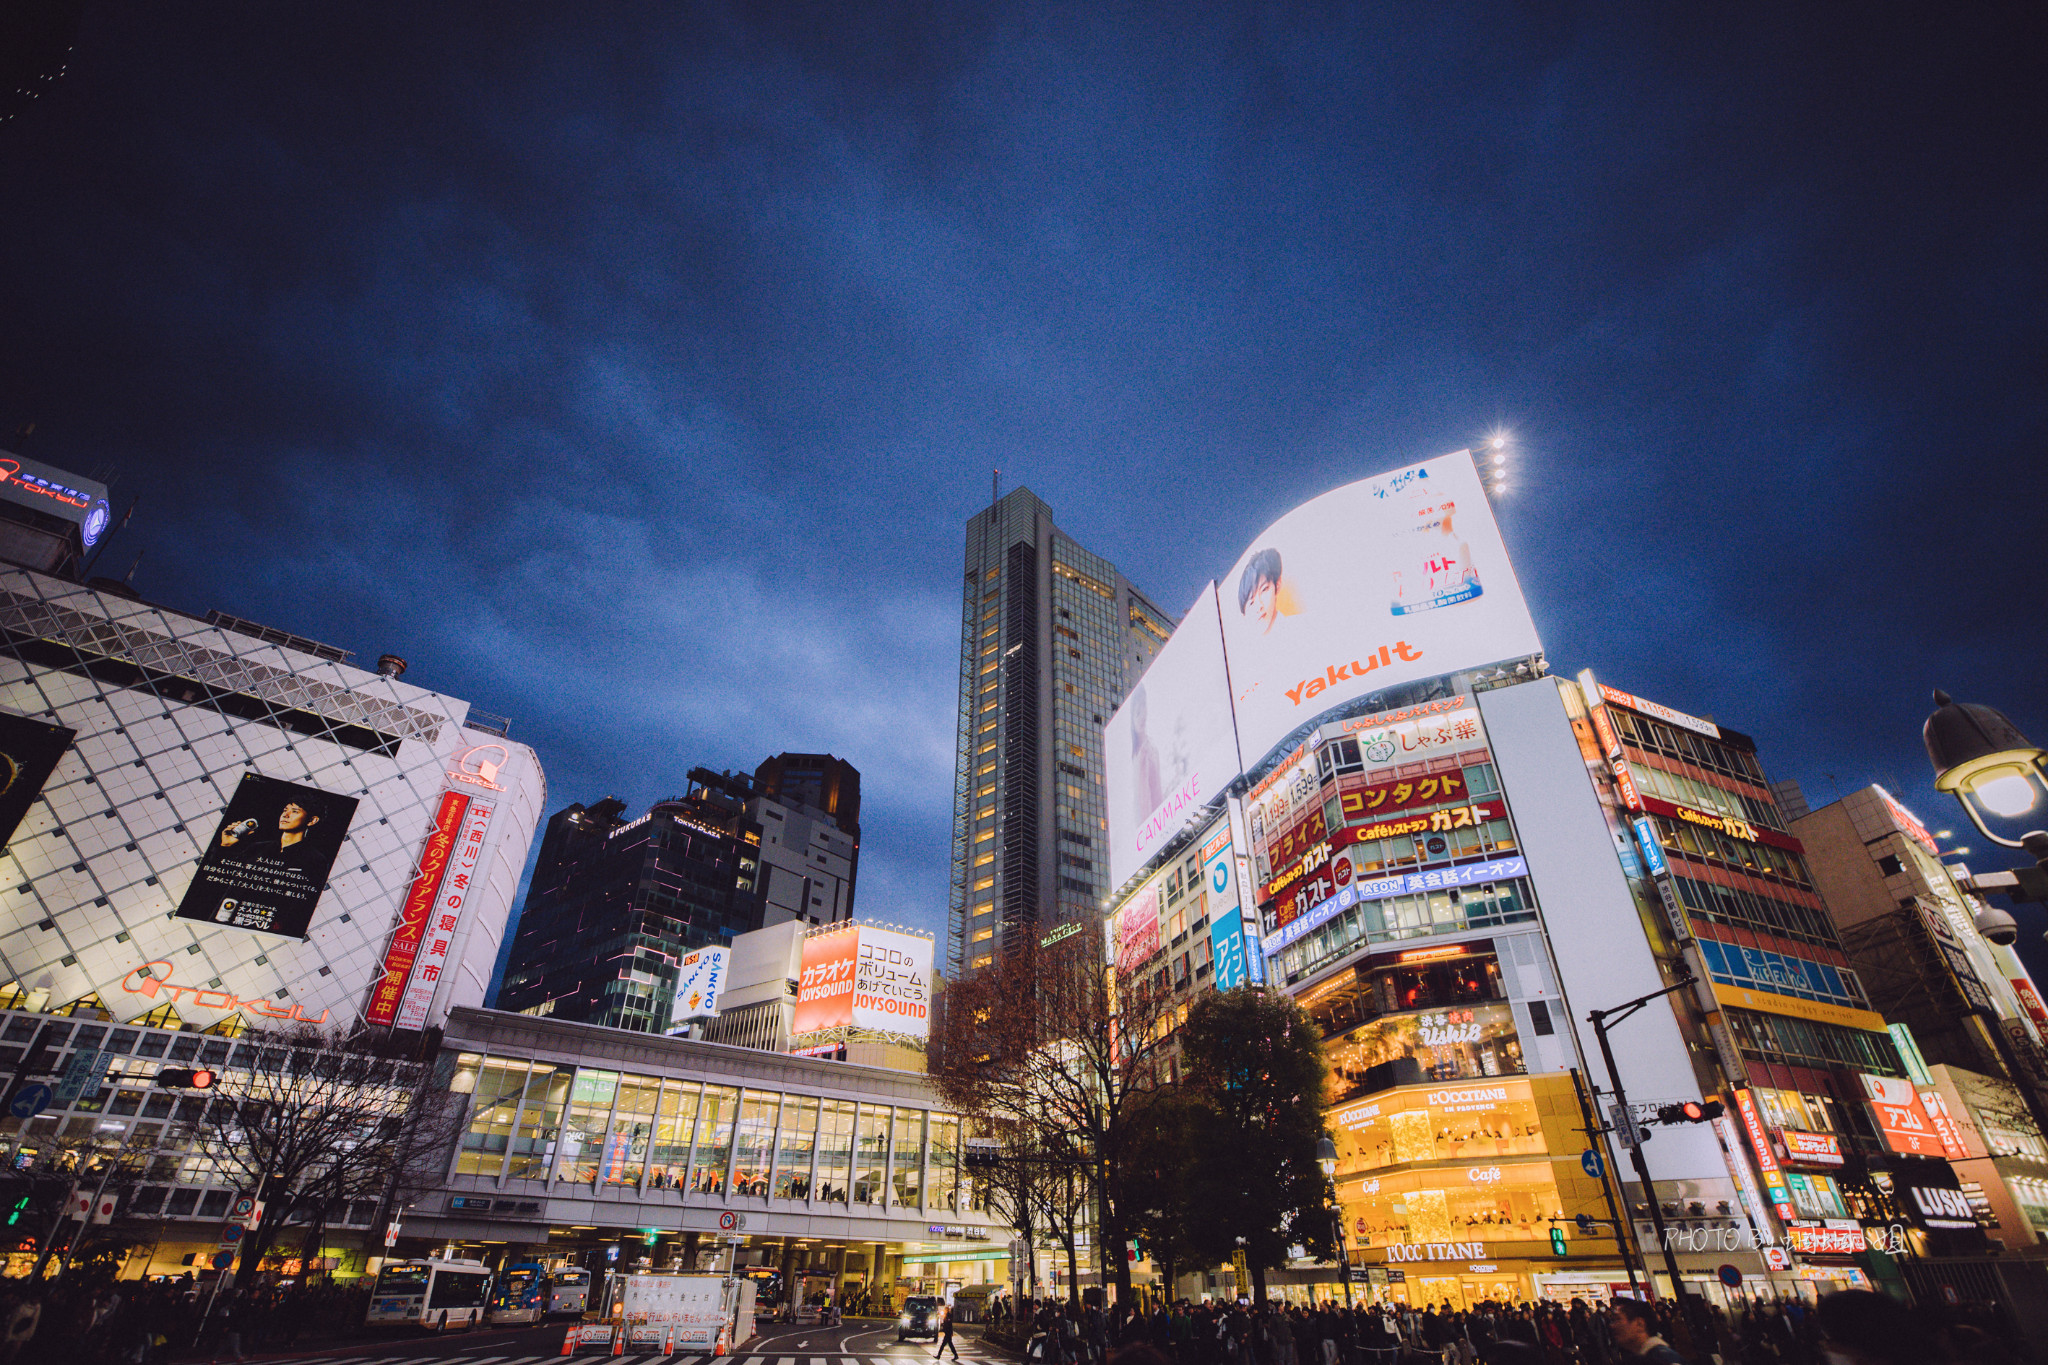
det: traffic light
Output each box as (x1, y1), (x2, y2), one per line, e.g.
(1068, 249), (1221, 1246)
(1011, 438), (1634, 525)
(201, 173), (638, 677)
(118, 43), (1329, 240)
(1574, 1214), (1595, 1232)
(1549, 1226), (1567, 1256)
(153, 1068), (215, 1090)
(1654, 1100), (1724, 1125)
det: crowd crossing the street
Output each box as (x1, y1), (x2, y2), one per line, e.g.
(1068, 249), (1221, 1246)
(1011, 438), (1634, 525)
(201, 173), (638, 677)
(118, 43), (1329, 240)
(979, 1287), (2022, 1365)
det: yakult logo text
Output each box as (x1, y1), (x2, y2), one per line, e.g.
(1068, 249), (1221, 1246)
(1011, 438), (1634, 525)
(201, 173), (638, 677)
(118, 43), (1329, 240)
(1284, 642), (1424, 708)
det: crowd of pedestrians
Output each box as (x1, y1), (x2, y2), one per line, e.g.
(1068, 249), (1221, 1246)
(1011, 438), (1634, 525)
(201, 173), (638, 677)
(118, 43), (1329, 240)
(0, 1272), (374, 1365)
(979, 1286), (2021, 1365)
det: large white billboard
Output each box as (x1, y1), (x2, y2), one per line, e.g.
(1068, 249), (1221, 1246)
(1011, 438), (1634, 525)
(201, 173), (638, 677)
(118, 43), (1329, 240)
(1217, 450), (1541, 769)
(853, 926), (935, 1037)
(1103, 586), (1242, 888)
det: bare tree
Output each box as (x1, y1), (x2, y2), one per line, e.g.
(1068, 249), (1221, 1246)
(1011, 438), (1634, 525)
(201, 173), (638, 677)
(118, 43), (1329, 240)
(185, 1026), (456, 1279)
(932, 921), (1178, 1302)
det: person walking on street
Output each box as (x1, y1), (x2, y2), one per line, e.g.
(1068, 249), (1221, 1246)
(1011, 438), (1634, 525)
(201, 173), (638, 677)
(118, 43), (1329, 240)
(936, 1305), (960, 1361)
(1604, 1299), (1683, 1364)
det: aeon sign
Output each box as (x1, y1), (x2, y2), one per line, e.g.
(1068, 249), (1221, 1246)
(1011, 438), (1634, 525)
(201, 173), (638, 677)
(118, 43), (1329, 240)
(121, 961), (330, 1024)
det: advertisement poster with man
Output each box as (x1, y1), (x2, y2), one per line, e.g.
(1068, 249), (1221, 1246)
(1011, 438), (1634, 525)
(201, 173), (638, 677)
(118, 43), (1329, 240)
(0, 709), (75, 850)
(175, 773), (358, 937)
(1216, 450), (1543, 766)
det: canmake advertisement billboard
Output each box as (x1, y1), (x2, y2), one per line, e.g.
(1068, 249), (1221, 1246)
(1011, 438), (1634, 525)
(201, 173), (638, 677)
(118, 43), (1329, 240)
(793, 924), (935, 1040)
(1103, 586), (1241, 888)
(1217, 450), (1541, 767)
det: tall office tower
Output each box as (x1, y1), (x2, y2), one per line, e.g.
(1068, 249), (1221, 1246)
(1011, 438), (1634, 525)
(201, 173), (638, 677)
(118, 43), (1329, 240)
(754, 752), (861, 839)
(495, 770), (762, 1033)
(947, 488), (1173, 975)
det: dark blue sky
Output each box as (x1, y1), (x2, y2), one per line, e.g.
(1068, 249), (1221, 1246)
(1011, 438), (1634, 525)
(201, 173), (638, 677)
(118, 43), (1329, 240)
(3, 4), (2044, 956)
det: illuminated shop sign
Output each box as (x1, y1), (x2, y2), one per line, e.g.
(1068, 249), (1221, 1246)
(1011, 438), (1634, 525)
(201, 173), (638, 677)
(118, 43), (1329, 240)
(1588, 702), (1622, 761)
(1781, 1130), (1844, 1167)
(1265, 799), (1506, 903)
(1264, 856), (1526, 953)
(1785, 1172), (1849, 1219)
(121, 960), (330, 1024)
(1595, 684), (1721, 739)
(1905, 1185), (1978, 1231)
(1383, 1242), (1488, 1263)
(1860, 1073), (1948, 1157)
(1632, 817), (1667, 878)
(1873, 784), (1939, 855)
(1611, 760), (1643, 812)
(1639, 795), (1805, 854)
(1786, 1222), (1865, 1257)
(365, 790), (468, 1027)
(1733, 1089), (1796, 1218)
(0, 453), (111, 539)
(1327, 1001), (1524, 1100)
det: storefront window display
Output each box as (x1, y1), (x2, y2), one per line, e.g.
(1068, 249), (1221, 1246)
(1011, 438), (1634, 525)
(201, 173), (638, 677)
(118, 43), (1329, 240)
(1332, 1078), (1548, 1168)
(1326, 1001), (1524, 1102)
(1344, 1163), (1565, 1248)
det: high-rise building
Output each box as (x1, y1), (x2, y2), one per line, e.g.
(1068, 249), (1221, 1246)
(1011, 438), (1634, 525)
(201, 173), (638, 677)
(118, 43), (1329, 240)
(747, 755), (860, 928)
(495, 771), (762, 1033)
(947, 488), (1173, 975)
(754, 752), (860, 838)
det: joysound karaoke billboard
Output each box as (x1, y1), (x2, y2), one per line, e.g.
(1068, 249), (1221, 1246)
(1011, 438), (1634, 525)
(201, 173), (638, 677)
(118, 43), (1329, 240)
(793, 924), (935, 1041)
(1104, 448), (1542, 890)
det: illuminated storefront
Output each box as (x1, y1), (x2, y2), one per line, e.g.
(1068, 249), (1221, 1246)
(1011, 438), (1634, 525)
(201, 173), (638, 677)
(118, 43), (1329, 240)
(1329, 1072), (1617, 1308)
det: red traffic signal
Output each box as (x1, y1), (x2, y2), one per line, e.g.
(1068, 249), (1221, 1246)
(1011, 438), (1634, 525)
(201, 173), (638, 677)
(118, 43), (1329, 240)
(1654, 1099), (1724, 1125)
(154, 1068), (215, 1090)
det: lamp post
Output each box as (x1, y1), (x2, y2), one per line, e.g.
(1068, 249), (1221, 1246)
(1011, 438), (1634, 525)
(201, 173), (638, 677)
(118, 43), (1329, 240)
(1313, 1136), (1352, 1308)
(1924, 690), (2048, 875)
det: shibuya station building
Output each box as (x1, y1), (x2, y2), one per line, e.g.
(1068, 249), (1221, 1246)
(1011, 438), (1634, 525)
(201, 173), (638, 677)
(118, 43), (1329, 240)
(1098, 446), (1972, 1310)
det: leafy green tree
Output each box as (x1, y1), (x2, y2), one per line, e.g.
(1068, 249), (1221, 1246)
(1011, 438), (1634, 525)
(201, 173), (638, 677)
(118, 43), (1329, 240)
(1120, 1088), (1205, 1300)
(1179, 986), (1333, 1301)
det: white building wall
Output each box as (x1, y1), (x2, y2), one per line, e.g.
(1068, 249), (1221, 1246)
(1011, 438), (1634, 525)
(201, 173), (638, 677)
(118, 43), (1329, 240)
(0, 568), (543, 1032)
(1479, 677), (1723, 1182)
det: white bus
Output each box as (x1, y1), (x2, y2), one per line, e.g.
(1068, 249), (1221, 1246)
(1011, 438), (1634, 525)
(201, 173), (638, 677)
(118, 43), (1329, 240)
(366, 1258), (494, 1332)
(547, 1265), (593, 1318)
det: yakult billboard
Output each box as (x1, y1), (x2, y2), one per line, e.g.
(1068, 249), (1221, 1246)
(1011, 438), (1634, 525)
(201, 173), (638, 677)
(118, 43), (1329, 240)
(1103, 587), (1241, 889)
(1217, 451), (1541, 767)
(1100, 448), (1541, 893)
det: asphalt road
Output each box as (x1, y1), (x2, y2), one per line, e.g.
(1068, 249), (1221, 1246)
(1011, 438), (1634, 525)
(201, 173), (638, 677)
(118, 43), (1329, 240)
(262, 1317), (1004, 1365)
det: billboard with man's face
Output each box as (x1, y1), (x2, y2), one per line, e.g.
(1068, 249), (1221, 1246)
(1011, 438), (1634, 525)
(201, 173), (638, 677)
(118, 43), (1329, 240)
(1217, 450), (1542, 768)
(0, 709), (74, 850)
(175, 773), (358, 938)
(1103, 586), (1241, 888)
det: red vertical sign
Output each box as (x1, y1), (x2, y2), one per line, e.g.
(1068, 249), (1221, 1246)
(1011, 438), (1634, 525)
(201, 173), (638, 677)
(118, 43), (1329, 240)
(363, 790), (469, 1027)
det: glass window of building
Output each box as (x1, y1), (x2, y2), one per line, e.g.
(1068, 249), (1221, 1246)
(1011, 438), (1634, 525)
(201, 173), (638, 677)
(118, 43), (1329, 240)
(928, 1114), (960, 1213)
(733, 1092), (780, 1197)
(774, 1097), (819, 1199)
(816, 1099), (854, 1204)
(1344, 1164), (1562, 1248)
(504, 1065), (567, 1182)
(690, 1085), (739, 1194)
(648, 1081), (701, 1189)
(609, 1074), (660, 1185)
(556, 1069), (620, 1184)
(457, 1055), (528, 1178)
(891, 1109), (926, 1207)
(854, 1104), (890, 1206)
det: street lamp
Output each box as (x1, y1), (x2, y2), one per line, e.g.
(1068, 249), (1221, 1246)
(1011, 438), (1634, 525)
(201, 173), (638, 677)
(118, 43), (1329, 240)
(1313, 1136), (1352, 1308)
(1924, 690), (2048, 867)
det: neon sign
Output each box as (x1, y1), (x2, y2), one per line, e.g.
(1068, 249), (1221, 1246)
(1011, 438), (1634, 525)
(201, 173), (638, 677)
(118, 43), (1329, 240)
(120, 961), (329, 1024)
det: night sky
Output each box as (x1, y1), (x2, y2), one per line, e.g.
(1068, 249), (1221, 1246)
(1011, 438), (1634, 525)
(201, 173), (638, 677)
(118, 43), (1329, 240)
(3, 5), (2044, 972)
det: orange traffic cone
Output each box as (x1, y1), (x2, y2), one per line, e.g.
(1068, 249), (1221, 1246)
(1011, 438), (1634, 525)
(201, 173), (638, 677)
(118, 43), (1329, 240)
(714, 1323), (731, 1356)
(562, 1326), (578, 1356)
(611, 1325), (627, 1357)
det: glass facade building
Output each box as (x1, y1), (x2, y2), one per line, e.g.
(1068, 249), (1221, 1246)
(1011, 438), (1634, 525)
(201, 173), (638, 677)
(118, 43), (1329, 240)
(948, 488), (1172, 974)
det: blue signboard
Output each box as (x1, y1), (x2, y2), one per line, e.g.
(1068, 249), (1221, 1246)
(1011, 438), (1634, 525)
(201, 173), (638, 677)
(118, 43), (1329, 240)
(1264, 856), (1529, 954)
(7, 1084), (51, 1120)
(1632, 817), (1668, 879)
(1210, 910), (1249, 991)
